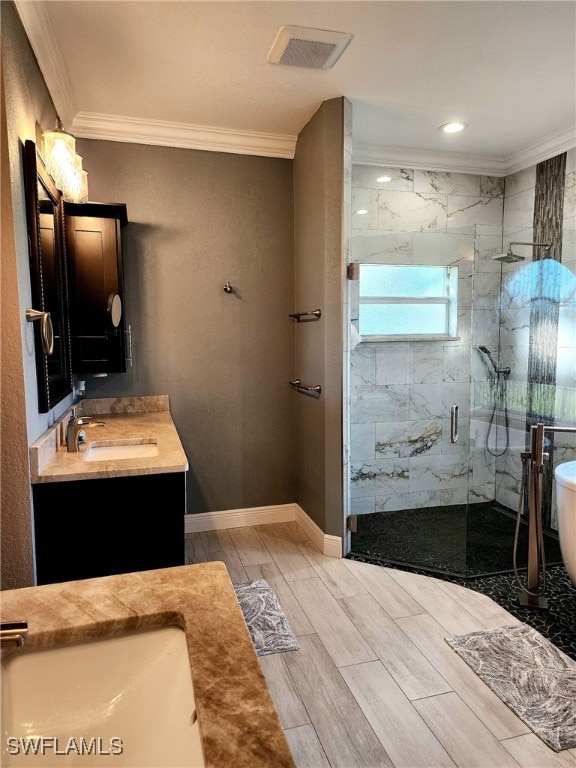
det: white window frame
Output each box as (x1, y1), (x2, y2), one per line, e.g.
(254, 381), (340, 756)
(356, 264), (460, 342)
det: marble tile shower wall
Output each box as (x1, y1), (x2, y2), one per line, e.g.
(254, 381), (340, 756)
(494, 148), (576, 516)
(349, 166), (504, 516)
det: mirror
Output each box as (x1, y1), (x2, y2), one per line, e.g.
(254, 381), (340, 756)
(24, 139), (72, 412)
(107, 293), (122, 328)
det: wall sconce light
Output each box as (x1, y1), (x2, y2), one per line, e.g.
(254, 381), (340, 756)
(42, 118), (89, 203)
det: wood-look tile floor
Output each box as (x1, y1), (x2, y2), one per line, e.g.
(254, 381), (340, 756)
(185, 523), (576, 768)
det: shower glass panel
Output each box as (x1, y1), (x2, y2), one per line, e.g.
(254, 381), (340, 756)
(348, 220), (570, 579)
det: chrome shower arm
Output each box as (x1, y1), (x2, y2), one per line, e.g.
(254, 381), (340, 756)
(509, 241), (551, 249)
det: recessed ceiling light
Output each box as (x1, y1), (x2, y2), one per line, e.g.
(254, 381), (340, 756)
(355, 209), (368, 215)
(376, 175), (391, 183)
(439, 122), (467, 134)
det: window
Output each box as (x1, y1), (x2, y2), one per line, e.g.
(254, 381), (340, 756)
(357, 264), (458, 340)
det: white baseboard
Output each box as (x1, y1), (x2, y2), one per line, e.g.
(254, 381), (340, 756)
(185, 502), (342, 558)
(184, 503), (295, 533)
(294, 505), (342, 558)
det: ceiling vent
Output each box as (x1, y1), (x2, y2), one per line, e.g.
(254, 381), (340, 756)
(267, 26), (353, 70)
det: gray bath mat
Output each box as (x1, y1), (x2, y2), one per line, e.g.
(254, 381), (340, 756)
(446, 623), (576, 751)
(234, 579), (300, 657)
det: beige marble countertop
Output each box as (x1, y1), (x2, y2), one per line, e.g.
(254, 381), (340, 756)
(30, 396), (189, 483)
(0, 562), (295, 768)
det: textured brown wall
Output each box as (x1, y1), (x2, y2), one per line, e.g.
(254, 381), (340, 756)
(76, 139), (296, 514)
(293, 98), (344, 537)
(1, 60), (35, 589)
(2, 0), (340, 537)
(2, 1), (69, 446)
(2, 1), (66, 587)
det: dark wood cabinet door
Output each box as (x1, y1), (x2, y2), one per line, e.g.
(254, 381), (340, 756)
(33, 473), (186, 585)
(65, 203), (127, 373)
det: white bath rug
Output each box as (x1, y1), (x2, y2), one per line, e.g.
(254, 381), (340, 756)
(446, 622), (576, 752)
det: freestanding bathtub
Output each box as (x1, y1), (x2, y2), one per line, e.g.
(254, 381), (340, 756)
(555, 460), (576, 584)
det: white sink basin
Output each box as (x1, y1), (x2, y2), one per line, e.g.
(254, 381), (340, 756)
(84, 442), (159, 461)
(1, 626), (205, 767)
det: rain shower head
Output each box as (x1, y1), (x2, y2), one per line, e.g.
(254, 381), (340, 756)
(492, 241), (551, 263)
(493, 250), (525, 263)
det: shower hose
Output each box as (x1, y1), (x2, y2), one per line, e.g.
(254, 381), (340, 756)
(512, 452), (547, 598)
(485, 376), (509, 457)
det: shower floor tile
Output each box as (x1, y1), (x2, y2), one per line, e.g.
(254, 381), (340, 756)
(349, 501), (563, 578)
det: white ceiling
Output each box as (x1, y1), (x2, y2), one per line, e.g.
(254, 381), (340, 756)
(16, 1), (576, 175)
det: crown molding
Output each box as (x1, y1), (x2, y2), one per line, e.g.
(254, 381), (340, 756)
(13, 0), (574, 168)
(70, 112), (297, 159)
(502, 126), (576, 175)
(14, 0), (77, 128)
(13, 0), (295, 160)
(353, 125), (576, 177)
(352, 142), (507, 176)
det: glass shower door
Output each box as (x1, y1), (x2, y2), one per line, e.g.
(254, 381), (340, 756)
(347, 151), (575, 581)
(348, 223), (568, 579)
(348, 222), (479, 578)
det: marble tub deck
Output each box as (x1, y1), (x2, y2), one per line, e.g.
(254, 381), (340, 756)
(0, 562), (295, 768)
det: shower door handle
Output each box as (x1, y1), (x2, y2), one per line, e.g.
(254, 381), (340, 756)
(450, 404), (459, 443)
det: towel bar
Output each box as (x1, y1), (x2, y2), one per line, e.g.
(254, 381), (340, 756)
(289, 379), (322, 395)
(289, 309), (321, 322)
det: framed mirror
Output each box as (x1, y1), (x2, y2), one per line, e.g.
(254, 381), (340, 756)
(24, 139), (72, 412)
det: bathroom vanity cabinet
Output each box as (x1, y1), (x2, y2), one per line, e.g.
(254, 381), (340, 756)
(64, 202), (128, 374)
(33, 472), (186, 585)
(29, 399), (188, 587)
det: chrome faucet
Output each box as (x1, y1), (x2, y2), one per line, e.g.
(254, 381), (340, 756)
(66, 414), (89, 452)
(530, 423), (576, 469)
(66, 412), (106, 452)
(0, 621), (28, 648)
(517, 422), (576, 609)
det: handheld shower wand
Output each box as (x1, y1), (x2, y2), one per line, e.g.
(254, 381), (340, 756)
(477, 346), (510, 378)
(478, 346), (497, 374)
(477, 347), (511, 457)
